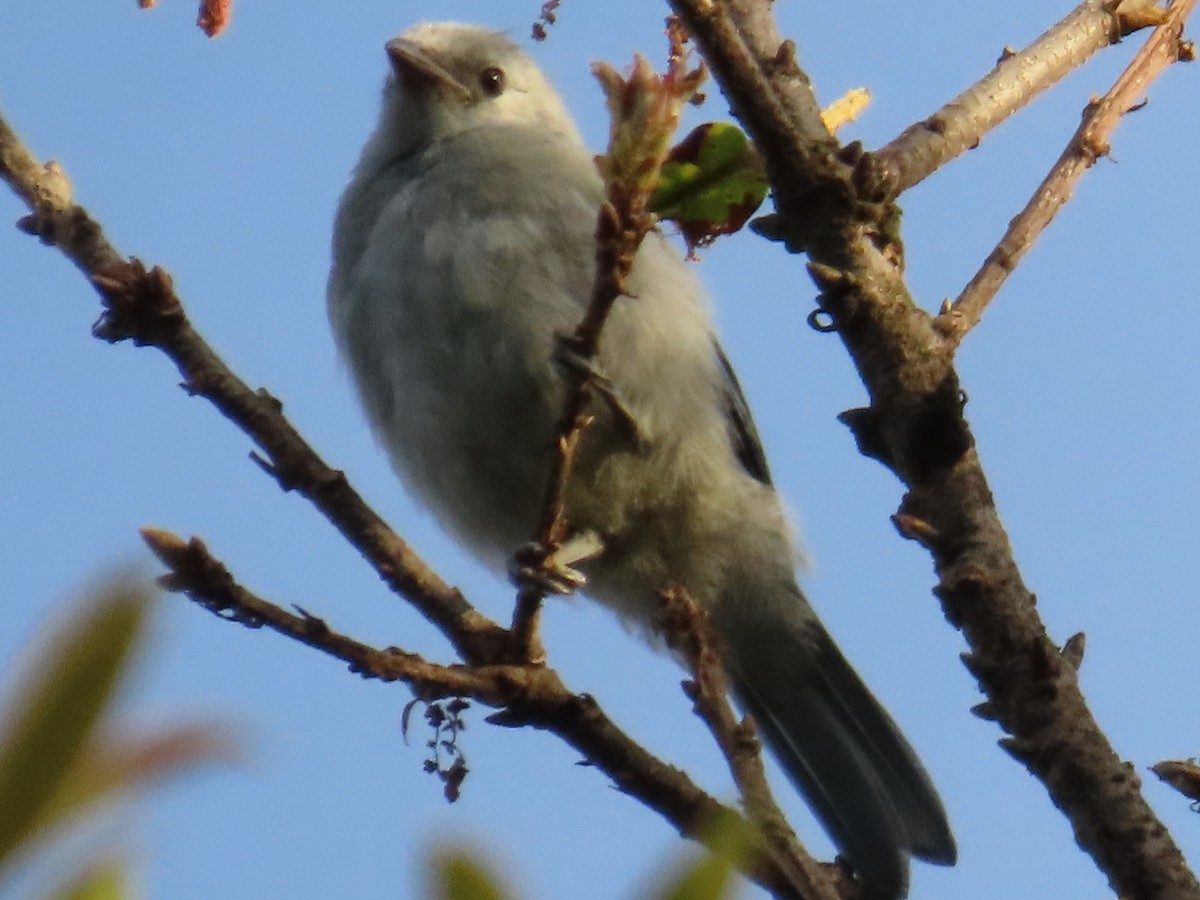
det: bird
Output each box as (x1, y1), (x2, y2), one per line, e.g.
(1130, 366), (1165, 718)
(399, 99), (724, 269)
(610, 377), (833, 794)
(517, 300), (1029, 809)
(327, 21), (955, 898)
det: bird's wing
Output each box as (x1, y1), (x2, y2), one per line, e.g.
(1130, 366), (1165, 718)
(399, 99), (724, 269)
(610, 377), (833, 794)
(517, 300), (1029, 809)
(714, 341), (772, 486)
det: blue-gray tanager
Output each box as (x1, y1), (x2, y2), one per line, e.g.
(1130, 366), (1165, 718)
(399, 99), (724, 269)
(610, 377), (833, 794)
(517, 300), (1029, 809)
(327, 22), (955, 898)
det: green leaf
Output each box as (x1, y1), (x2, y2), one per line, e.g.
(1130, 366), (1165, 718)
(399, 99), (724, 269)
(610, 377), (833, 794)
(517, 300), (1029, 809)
(0, 582), (150, 870)
(656, 852), (735, 900)
(652, 811), (756, 900)
(46, 859), (132, 900)
(427, 847), (510, 900)
(651, 122), (769, 254)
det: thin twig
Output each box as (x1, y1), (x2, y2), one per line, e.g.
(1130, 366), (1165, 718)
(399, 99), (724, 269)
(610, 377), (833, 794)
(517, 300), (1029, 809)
(140, 527), (544, 704)
(938, 0), (1197, 343)
(865, 0), (1164, 199)
(509, 36), (705, 660)
(659, 588), (846, 900)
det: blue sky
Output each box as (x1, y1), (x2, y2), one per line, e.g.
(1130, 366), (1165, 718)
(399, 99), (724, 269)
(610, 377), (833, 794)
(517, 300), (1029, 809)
(3, 2), (1199, 898)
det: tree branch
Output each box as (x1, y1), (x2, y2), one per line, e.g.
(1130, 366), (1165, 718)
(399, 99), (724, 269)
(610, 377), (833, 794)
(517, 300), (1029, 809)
(658, 588), (849, 900)
(138, 525), (578, 707)
(937, 0), (1197, 343)
(138, 525), (809, 899)
(865, 0), (1164, 199)
(672, 1), (1200, 896)
(0, 105), (510, 668)
(8, 7), (1199, 895)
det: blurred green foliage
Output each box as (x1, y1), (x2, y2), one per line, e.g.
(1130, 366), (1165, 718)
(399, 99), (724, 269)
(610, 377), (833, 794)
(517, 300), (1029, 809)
(425, 808), (755, 900)
(0, 580), (226, 900)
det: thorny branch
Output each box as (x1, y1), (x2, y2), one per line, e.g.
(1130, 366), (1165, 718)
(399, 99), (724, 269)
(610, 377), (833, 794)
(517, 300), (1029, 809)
(670, 0), (1200, 897)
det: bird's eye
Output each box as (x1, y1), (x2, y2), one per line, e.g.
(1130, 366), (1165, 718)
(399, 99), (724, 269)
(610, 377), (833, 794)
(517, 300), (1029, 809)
(479, 66), (506, 97)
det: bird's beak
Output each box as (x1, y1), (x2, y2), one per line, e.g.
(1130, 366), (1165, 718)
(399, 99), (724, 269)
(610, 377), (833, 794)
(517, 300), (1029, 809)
(385, 39), (471, 103)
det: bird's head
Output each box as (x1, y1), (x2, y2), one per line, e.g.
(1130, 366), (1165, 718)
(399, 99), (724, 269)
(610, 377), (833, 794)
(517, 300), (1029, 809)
(375, 22), (583, 157)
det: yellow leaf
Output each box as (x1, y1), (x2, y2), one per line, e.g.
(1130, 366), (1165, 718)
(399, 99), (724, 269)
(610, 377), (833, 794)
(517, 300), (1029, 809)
(821, 87), (871, 133)
(427, 847), (510, 900)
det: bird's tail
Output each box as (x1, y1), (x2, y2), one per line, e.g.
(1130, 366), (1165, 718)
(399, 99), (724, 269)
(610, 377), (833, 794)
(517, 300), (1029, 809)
(725, 608), (956, 899)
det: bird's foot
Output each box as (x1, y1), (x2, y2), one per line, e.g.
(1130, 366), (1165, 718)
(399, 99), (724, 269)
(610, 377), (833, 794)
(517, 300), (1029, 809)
(553, 338), (644, 447)
(508, 530), (605, 596)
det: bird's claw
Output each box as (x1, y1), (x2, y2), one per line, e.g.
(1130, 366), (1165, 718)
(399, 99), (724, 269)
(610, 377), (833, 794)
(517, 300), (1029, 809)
(508, 531), (605, 596)
(553, 339), (644, 446)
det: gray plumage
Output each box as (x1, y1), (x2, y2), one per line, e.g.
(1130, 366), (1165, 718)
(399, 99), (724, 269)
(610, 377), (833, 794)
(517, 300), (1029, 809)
(327, 22), (955, 898)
